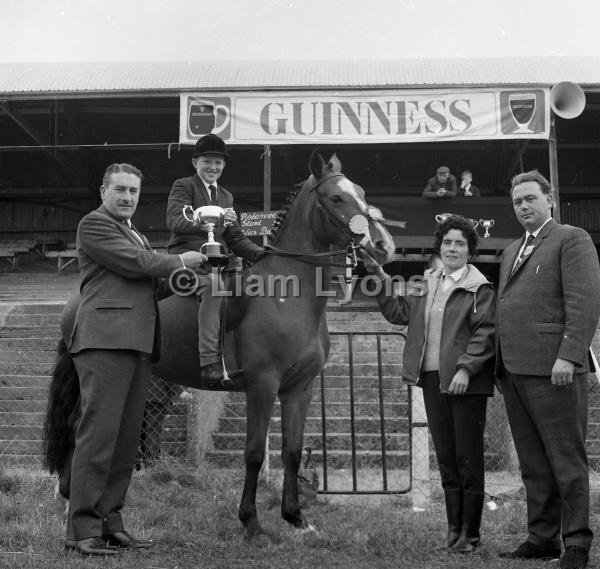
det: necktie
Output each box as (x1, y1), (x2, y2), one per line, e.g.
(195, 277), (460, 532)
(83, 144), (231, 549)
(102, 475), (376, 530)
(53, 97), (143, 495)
(512, 233), (534, 274)
(124, 221), (147, 248)
(208, 184), (218, 205)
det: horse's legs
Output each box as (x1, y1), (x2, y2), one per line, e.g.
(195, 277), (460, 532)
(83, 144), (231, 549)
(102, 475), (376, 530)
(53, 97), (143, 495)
(238, 385), (277, 540)
(279, 388), (313, 528)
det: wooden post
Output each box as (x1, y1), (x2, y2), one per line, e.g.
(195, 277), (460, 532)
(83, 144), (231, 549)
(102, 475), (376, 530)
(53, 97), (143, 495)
(262, 144), (272, 248)
(262, 144), (271, 211)
(548, 114), (561, 223)
(411, 387), (430, 510)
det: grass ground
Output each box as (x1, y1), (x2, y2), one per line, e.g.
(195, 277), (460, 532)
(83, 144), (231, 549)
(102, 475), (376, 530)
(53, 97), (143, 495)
(1, 463), (599, 569)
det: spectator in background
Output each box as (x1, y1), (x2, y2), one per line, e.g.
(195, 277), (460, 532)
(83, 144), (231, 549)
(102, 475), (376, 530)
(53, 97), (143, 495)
(422, 166), (458, 199)
(459, 171), (480, 197)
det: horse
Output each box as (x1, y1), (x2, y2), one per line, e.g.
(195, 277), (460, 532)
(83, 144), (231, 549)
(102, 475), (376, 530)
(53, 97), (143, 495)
(43, 150), (396, 543)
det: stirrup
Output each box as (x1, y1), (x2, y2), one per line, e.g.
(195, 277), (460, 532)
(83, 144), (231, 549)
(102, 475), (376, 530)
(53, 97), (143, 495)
(221, 368), (243, 387)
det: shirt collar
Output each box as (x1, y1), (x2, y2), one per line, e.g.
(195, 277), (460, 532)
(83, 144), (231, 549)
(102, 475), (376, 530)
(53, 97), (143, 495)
(200, 178), (216, 191)
(442, 265), (467, 283)
(527, 216), (552, 240)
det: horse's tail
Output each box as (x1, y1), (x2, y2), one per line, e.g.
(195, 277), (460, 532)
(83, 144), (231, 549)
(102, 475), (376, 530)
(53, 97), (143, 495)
(42, 339), (80, 478)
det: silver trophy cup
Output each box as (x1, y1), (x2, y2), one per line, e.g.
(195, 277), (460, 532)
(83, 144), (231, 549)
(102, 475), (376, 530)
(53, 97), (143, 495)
(182, 205), (229, 265)
(478, 218), (495, 238)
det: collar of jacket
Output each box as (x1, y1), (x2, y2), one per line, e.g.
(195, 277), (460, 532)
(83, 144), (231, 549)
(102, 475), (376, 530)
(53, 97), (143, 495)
(425, 264), (490, 293)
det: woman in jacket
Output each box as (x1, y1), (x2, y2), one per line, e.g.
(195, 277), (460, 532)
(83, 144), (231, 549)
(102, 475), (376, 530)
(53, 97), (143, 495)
(363, 215), (495, 554)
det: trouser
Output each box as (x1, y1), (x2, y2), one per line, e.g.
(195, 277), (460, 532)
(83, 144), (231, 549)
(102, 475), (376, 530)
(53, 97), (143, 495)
(67, 349), (151, 540)
(500, 370), (592, 551)
(420, 371), (487, 493)
(196, 271), (224, 365)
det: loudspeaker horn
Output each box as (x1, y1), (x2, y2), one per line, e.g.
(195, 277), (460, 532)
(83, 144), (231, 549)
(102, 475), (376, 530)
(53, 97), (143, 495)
(550, 82), (586, 119)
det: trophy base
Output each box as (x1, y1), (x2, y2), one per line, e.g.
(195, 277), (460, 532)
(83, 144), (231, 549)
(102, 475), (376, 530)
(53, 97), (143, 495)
(205, 253), (229, 267)
(201, 241), (229, 266)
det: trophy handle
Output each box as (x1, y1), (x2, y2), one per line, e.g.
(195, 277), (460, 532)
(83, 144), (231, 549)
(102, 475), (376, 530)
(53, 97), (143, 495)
(489, 219), (495, 227)
(182, 205), (196, 224)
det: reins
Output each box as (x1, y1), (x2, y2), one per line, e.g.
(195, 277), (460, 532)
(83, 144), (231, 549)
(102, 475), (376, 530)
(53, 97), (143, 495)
(263, 243), (355, 268)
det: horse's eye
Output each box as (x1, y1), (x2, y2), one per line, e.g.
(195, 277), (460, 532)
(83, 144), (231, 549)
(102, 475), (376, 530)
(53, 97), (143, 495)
(330, 195), (343, 204)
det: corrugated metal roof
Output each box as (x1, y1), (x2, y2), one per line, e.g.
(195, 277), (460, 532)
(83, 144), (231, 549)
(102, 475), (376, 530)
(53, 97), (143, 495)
(1, 56), (599, 96)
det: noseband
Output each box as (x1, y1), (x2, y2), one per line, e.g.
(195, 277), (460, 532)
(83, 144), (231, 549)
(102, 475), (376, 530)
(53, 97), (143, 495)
(310, 173), (386, 259)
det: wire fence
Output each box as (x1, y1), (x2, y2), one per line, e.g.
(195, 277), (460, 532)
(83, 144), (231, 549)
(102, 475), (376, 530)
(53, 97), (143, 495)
(135, 331), (600, 509)
(2, 304), (600, 510)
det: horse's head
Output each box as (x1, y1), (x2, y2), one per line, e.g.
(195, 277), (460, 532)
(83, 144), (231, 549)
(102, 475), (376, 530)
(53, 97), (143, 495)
(308, 151), (395, 266)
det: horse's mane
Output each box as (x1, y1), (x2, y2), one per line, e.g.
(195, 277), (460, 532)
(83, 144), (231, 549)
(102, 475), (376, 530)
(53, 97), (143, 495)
(268, 177), (310, 244)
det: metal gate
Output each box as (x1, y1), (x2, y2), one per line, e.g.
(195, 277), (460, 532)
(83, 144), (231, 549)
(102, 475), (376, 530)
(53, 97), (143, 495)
(315, 330), (412, 496)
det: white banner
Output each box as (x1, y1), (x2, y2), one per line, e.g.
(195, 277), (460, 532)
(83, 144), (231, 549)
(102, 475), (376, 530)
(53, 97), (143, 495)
(179, 88), (550, 144)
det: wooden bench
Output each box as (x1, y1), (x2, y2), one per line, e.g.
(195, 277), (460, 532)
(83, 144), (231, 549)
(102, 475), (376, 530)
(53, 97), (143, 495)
(0, 241), (37, 270)
(0, 247), (20, 270)
(45, 247), (78, 275)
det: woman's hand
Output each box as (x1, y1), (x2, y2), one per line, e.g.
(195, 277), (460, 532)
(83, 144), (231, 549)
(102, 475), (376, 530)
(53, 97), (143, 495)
(448, 367), (470, 395)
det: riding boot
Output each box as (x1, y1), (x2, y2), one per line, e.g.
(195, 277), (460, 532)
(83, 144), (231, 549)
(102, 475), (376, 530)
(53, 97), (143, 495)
(442, 489), (463, 549)
(199, 360), (244, 390)
(451, 491), (483, 554)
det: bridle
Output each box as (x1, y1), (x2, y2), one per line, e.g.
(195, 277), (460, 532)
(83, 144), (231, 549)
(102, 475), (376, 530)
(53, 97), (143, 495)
(264, 173), (386, 269)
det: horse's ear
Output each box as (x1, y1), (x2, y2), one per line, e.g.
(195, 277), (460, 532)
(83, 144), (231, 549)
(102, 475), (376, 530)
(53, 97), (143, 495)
(327, 153), (342, 173)
(309, 150), (326, 179)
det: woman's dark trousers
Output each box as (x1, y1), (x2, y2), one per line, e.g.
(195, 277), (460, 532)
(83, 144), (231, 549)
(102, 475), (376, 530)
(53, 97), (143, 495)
(421, 371), (487, 552)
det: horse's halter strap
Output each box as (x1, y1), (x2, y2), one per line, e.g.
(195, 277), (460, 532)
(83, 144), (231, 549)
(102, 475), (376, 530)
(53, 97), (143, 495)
(310, 173), (386, 260)
(263, 173), (382, 268)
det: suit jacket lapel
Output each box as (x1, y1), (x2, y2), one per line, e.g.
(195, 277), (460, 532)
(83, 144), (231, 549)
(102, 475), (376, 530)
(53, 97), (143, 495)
(130, 223), (152, 250)
(500, 240), (521, 290)
(192, 174), (211, 206)
(96, 206), (149, 250)
(508, 219), (556, 280)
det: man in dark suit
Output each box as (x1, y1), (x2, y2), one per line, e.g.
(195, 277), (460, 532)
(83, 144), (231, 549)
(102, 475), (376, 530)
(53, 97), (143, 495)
(65, 163), (207, 556)
(166, 134), (263, 386)
(496, 170), (600, 569)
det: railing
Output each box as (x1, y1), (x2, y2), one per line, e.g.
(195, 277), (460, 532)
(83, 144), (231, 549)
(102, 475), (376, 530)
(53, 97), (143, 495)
(318, 331), (410, 495)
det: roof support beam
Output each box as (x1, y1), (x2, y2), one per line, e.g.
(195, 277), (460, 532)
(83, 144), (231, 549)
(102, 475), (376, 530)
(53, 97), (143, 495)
(0, 101), (71, 173)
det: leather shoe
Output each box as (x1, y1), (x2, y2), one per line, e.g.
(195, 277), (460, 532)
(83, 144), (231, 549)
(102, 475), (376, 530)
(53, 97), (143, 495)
(104, 530), (154, 549)
(499, 541), (561, 560)
(560, 545), (589, 569)
(65, 536), (122, 556)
